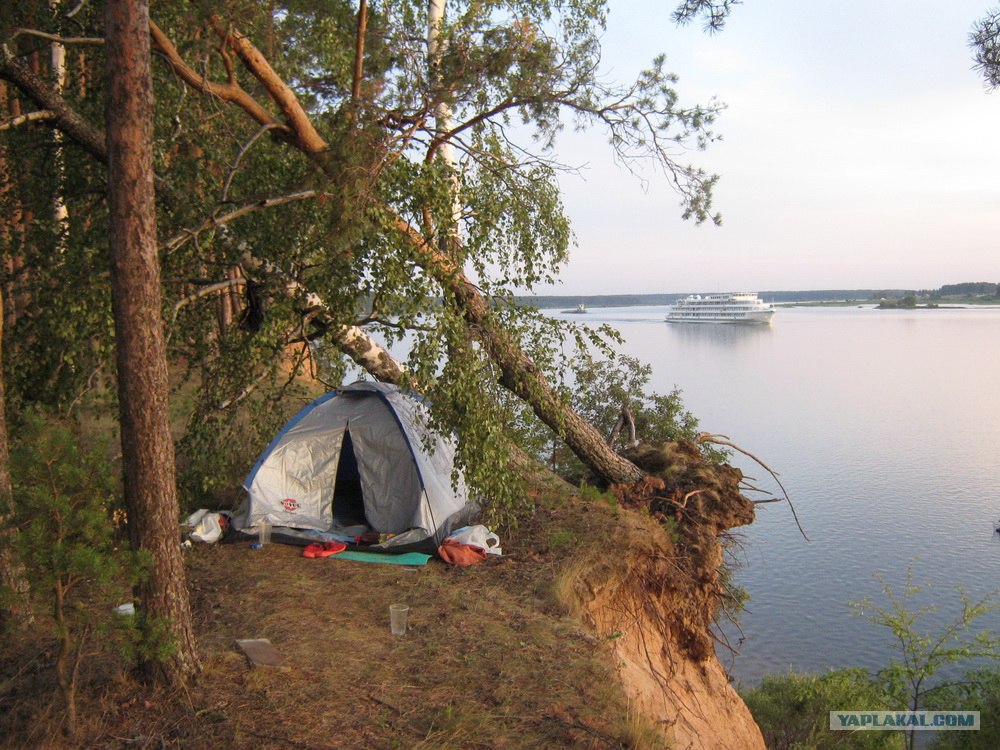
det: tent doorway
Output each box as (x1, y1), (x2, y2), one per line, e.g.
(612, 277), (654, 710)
(332, 429), (367, 528)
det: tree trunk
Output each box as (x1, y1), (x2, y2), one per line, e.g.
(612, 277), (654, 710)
(351, 0), (367, 105)
(426, 0), (462, 259)
(53, 578), (78, 741)
(395, 218), (646, 485)
(472, 294), (645, 484)
(49, 0), (70, 238)
(104, 0), (199, 684)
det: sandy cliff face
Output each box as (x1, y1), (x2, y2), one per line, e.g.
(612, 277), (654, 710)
(566, 441), (767, 749)
(582, 567), (765, 750)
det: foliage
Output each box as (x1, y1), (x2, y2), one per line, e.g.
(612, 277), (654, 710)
(934, 282), (999, 298)
(527, 351), (724, 482)
(575, 481), (616, 505)
(747, 571), (1000, 750)
(548, 529), (579, 552)
(673, 0), (743, 33)
(971, 8), (1000, 90)
(741, 668), (904, 750)
(876, 296), (922, 309)
(851, 569), (1000, 750)
(0, 0), (731, 524)
(176, 374), (315, 512)
(1, 410), (147, 738)
(715, 541), (746, 623)
(926, 667), (1000, 750)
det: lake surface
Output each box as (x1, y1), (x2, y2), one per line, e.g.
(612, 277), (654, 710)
(551, 304), (1000, 684)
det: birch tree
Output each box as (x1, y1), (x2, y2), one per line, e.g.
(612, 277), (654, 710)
(1, 1), (726, 510)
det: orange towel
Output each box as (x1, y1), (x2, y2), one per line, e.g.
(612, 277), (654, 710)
(437, 538), (487, 567)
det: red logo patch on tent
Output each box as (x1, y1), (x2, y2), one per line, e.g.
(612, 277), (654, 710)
(281, 498), (299, 512)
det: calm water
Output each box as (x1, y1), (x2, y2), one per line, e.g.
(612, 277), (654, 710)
(552, 304), (1000, 683)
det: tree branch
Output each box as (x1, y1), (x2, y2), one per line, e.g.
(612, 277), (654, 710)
(11, 28), (105, 46)
(220, 123), (285, 204)
(148, 20), (292, 140)
(0, 109), (55, 130)
(0, 46), (107, 161)
(162, 189), (324, 255)
(206, 14), (328, 155)
(168, 278), (246, 332)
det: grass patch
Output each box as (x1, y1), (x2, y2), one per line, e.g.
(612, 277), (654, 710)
(549, 529), (578, 552)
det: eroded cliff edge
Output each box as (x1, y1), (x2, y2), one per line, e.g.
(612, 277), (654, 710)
(563, 441), (767, 749)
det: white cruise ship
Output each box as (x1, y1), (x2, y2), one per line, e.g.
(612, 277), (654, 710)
(665, 292), (776, 325)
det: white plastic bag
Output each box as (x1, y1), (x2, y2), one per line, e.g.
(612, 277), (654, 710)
(448, 525), (502, 555)
(190, 512), (224, 543)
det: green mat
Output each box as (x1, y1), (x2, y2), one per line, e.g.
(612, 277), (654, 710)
(332, 551), (431, 566)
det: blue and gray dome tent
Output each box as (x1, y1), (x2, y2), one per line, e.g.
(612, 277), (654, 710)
(240, 381), (476, 552)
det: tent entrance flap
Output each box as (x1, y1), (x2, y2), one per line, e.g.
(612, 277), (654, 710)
(332, 429), (367, 527)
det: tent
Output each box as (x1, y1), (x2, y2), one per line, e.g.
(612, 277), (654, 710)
(239, 381), (477, 552)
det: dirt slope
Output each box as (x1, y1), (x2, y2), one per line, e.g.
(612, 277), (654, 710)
(1, 463), (765, 749)
(563, 511), (766, 750)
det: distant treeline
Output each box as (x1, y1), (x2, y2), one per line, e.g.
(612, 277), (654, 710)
(934, 282), (999, 297)
(516, 283), (1000, 310)
(515, 294), (682, 309)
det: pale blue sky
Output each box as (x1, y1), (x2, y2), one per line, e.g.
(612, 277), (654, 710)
(543, 0), (1000, 294)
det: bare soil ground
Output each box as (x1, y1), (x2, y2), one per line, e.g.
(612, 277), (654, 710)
(1, 488), (669, 749)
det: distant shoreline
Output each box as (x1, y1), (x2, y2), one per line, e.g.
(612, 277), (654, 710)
(517, 289), (1000, 310)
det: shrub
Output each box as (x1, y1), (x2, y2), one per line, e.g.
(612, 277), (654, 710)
(2, 411), (147, 740)
(741, 668), (904, 750)
(926, 667), (1000, 750)
(852, 569), (1000, 750)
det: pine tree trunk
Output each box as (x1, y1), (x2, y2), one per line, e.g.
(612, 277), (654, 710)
(104, 0), (199, 684)
(53, 578), (78, 741)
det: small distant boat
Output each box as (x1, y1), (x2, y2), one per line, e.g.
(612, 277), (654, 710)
(666, 292), (775, 325)
(562, 304), (588, 314)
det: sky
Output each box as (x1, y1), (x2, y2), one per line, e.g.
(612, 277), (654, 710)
(538, 0), (1000, 295)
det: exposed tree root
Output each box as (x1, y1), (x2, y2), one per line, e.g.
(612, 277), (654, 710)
(697, 433), (809, 541)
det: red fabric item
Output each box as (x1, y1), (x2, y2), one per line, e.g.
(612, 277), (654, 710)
(438, 538), (487, 567)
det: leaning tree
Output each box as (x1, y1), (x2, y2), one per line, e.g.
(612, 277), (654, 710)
(1, 0), (737, 667)
(2, 1), (726, 492)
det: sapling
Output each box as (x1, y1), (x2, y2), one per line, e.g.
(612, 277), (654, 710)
(852, 568), (1000, 750)
(3, 412), (148, 740)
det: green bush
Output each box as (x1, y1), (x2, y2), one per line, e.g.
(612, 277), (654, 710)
(741, 668), (904, 750)
(2, 411), (147, 739)
(926, 668), (1000, 750)
(852, 569), (1000, 750)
